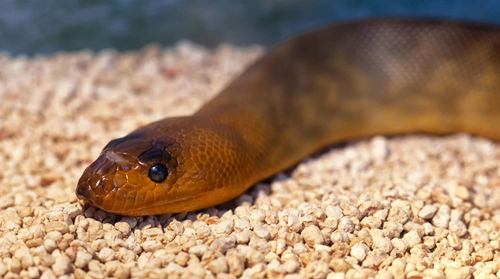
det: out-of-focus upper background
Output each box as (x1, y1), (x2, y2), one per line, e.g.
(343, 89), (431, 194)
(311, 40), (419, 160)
(1, 0), (500, 56)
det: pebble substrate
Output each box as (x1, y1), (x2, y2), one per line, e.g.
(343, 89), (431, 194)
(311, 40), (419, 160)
(0, 43), (499, 279)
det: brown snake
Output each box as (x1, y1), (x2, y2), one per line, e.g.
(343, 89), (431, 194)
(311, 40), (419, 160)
(76, 18), (500, 216)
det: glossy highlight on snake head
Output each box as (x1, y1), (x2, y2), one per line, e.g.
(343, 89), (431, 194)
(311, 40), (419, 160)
(77, 18), (500, 216)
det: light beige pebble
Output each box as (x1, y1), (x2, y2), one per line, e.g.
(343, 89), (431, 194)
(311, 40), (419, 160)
(370, 229), (393, 253)
(391, 238), (408, 255)
(267, 259), (284, 277)
(423, 268), (445, 278)
(302, 225), (325, 246)
(207, 256), (229, 274)
(370, 136), (389, 159)
(214, 219), (234, 235)
(52, 254), (72, 276)
(265, 251), (280, 263)
(305, 260), (329, 279)
(473, 267), (497, 279)
(142, 239), (163, 252)
(447, 233), (462, 249)
(286, 210), (304, 232)
(406, 271), (424, 279)
(265, 209), (279, 224)
(210, 235), (236, 253)
(97, 247), (115, 262)
(27, 266), (40, 278)
(189, 244), (208, 257)
(283, 257), (301, 273)
(254, 222), (271, 239)
(383, 221), (404, 238)
(235, 229), (252, 244)
(114, 222), (131, 237)
(165, 261), (183, 274)
(234, 217), (252, 231)
(357, 229), (373, 247)
(444, 266), (473, 279)
(293, 243), (309, 255)
(375, 270), (394, 279)
(472, 245), (494, 262)
(40, 269), (56, 279)
(195, 223), (213, 240)
(216, 273), (237, 279)
(337, 217), (355, 233)
(422, 236), (436, 250)
(342, 204), (362, 220)
(138, 253), (157, 270)
(43, 239), (58, 253)
(418, 205), (437, 219)
(432, 205), (451, 228)
(249, 236), (272, 254)
(327, 273), (346, 279)
(226, 249), (245, 276)
(0, 262), (7, 277)
(75, 251), (92, 268)
(246, 247), (266, 266)
(251, 209), (267, 223)
(470, 227), (490, 243)
(350, 243), (368, 261)
(275, 238), (287, 255)
(388, 204), (411, 224)
(361, 216), (383, 229)
(8, 258), (21, 273)
(330, 231), (349, 243)
(325, 206), (344, 220)
(187, 260), (206, 277)
(402, 230), (421, 248)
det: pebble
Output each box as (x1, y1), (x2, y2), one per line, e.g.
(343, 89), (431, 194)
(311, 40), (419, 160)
(142, 240), (163, 252)
(402, 230), (422, 248)
(418, 205), (437, 219)
(432, 205), (451, 228)
(189, 244), (208, 257)
(97, 248), (115, 262)
(74, 251), (92, 268)
(370, 229), (393, 253)
(305, 260), (329, 279)
(214, 219), (234, 235)
(52, 254), (72, 276)
(350, 243), (368, 261)
(206, 255), (229, 274)
(254, 222), (271, 239)
(302, 225), (325, 246)
(114, 222), (131, 237)
(325, 206), (344, 220)
(337, 217), (355, 233)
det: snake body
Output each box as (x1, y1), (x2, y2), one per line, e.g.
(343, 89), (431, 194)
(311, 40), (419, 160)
(77, 18), (500, 216)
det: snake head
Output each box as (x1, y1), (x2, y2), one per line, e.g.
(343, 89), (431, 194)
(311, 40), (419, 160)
(76, 117), (249, 216)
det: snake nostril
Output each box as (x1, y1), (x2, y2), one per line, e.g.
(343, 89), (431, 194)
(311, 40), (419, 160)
(76, 183), (88, 199)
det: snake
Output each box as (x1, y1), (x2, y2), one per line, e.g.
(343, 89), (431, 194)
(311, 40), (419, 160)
(76, 18), (500, 216)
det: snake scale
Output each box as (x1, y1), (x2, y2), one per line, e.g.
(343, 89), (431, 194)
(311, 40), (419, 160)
(76, 18), (500, 216)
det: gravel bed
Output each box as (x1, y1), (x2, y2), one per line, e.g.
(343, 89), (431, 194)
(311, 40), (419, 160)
(0, 43), (499, 279)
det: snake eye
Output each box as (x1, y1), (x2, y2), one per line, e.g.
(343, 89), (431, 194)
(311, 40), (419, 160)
(148, 163), (168, 183)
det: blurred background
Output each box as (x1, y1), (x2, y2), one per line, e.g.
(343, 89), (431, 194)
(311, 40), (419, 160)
(1, 0), (500, 56)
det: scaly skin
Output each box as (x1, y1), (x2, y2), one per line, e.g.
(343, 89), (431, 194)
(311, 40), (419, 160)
(76, 18), (500, 216)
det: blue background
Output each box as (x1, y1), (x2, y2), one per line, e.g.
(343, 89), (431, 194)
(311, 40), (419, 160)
(1, 0), (499, 55)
